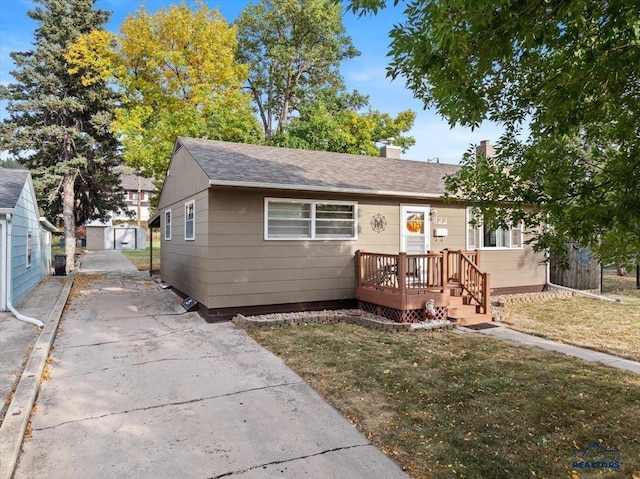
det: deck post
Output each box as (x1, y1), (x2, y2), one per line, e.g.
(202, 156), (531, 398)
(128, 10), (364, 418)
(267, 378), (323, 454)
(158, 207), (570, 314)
(475, 248), (481, 268)
(441, 249), (449, 291)
(355, 250), (362, 287)
(482, 273), (491, 314)
(398, 252), (407, 309)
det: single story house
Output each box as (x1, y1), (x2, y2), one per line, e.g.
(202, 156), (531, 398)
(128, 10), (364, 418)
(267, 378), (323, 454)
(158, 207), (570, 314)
(0, 169), (57, 311)
(154, 137), (546, 323)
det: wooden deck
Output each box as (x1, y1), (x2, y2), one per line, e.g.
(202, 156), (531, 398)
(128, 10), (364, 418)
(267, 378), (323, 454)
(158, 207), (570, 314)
(355, 250), (491, 323)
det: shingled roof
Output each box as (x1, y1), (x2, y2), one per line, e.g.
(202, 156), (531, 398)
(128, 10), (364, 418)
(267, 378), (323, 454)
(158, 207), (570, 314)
(0, 169), (30, 210)
(176, 137), (460, 198)
(120, 174), (155, 192)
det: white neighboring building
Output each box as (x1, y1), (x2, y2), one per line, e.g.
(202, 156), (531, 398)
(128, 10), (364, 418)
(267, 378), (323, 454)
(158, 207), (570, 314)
(112, 174), (155, 224)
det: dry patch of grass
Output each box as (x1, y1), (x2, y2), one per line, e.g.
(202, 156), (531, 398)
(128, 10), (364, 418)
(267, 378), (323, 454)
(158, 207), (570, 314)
(602, 268), (638, 293)
(503, 287), (640, 362)
(249, 324), (640, 479)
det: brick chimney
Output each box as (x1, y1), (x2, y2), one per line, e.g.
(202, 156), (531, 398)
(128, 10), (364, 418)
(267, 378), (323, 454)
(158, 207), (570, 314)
(379, 138), (401, 159)
(476, 139), (495, 158)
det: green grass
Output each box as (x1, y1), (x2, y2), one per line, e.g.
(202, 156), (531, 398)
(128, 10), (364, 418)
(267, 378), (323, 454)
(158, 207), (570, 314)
(120, 245), (160, 271)
(249, 324), (640, 479)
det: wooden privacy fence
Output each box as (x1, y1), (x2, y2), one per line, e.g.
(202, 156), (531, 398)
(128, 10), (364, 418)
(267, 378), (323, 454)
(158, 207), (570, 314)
(550, 243), (600, 290)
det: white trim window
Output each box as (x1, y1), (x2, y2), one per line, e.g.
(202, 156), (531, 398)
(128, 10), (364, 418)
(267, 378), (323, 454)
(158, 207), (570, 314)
(164, 210), (172, 240)
(265, 198), (357, 240)
(466, 208), (523, 250)
(185, 201), (195, 241)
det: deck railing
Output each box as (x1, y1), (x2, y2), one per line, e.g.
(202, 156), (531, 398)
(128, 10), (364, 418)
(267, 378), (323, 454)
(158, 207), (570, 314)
(357, 251), (445, 295)
(456, 252), (490, 314)
(446, 248), (480, 283)
(356, 249), (490, 314)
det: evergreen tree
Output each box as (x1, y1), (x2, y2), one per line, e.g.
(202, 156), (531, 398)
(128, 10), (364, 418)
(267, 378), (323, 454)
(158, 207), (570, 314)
(0, 0), (125, 272)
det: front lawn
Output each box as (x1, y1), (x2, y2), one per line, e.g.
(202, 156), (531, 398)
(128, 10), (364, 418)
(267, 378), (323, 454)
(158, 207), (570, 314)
(248, 324), (640, 479)
(502, 270), (640, 362)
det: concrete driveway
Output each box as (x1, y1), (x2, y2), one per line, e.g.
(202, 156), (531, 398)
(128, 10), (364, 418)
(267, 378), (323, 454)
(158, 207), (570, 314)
(15, 251), (406, 478)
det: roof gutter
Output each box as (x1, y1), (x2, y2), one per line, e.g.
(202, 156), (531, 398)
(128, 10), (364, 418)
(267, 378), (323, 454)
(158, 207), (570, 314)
(208, 179), (443, 199)
(39, 217), (58, 233)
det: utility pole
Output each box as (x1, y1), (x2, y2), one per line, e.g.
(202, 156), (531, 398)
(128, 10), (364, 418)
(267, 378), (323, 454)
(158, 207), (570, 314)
(137, 174), (142, 227)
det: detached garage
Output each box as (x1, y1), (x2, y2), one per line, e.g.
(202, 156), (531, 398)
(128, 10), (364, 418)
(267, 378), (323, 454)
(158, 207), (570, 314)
(86, 223), (146, 251)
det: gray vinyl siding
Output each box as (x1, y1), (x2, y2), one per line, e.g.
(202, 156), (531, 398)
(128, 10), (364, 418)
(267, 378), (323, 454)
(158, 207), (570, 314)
(423, 205), (546, 289)
(480, 245), (547, 289)
(207, 190), (355, 308)
(158, 149), (212, 305)
(158, 146), (210, 209)
(201, 190), (546, 309)
(160, 189), (209, 304)
(206, 190), (443, 309)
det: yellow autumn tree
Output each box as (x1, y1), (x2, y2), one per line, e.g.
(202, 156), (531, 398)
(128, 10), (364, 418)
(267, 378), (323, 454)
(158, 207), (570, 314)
(68, 1), (261, 181)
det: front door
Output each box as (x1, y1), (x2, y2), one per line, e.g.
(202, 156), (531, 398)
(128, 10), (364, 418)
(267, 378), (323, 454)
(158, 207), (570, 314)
(400, 205), (430, 254)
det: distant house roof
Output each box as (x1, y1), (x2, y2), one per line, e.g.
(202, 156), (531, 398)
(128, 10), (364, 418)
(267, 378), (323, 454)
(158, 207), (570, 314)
(121, 174), (155, 192)
(176, 137), (460, 198)
(0, 169), (30, 210)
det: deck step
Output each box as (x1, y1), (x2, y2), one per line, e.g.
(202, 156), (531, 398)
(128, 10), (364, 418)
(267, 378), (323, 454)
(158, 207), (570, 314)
(448, 295), (465, 306)
(447, 304), (478, 316)
(450, 313), (493, 326)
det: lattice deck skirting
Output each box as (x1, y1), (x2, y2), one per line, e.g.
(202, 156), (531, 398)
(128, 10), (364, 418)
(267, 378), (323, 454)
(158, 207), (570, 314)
(358, 301), (448, 323)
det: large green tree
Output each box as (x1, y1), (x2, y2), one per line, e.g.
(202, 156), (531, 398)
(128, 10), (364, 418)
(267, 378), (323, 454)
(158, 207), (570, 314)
(68, 2), (261, 181)
(272, 87), (416, 155)
(0, 0), (125, 271)
(236, 0), (360, 140)
(347, 0), (640, 263)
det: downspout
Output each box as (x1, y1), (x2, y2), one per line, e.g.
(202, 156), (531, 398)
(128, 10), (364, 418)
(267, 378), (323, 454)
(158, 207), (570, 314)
(545, 257), (620, 303)
(4, 213), (45, 328)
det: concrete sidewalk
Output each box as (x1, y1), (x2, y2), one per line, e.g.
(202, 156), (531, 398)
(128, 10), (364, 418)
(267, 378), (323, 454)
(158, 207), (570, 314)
(79, 249), (139, 274)
(10, 251), (408, 479)
(0, 273), (73, 479)
(0, 275), (66, 414)
(460, 324), (640, 374)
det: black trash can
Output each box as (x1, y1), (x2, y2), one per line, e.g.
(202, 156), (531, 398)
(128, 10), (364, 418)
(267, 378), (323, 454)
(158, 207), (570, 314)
(54, 254), (67, 276)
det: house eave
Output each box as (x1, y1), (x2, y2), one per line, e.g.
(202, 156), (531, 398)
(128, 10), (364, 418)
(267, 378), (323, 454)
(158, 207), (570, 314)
(39, 217), (58, 233)
(148, 212), (161, 228)
(207, 179), (443, 199)
(0, 208), (15, 215)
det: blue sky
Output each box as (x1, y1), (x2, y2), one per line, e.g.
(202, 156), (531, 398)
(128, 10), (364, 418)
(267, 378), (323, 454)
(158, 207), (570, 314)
(0, 0), (501, 164)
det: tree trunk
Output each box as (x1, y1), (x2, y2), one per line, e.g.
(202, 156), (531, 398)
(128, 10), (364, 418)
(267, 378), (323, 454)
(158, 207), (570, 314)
(62, 174), (77, 274)
(616, 264), (626, 276)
